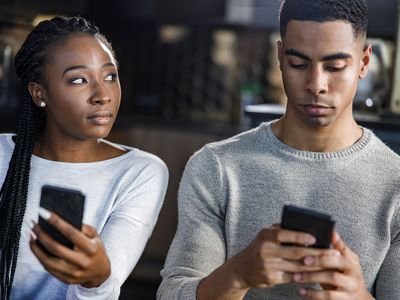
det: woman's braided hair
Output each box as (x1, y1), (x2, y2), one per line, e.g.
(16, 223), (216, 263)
(0, 16), (114, 299)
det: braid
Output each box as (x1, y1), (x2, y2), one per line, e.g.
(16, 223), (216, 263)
(0, 16), (115, 299)
(0, 92), (41, 299)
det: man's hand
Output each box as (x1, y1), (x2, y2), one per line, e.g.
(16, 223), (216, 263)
(197, 225), (340, 300)
(293, 231), (374, 300)
(29, 211), (111, 288)
(229, 225), (340, 289)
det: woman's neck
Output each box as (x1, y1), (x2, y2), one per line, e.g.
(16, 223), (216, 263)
(33, 132), (125, 163)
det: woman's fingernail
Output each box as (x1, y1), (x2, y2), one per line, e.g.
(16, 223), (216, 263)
(29, 230), (37, 241)
(305, 235), (316, 245)
(38, 207), (51, 220)
(304, 256), (315, 265)
(299, 288), (307, 296)
(294, 273), (303, 282)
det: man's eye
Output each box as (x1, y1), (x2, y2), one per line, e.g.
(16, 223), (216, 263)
(325, 66), (346, 72)
(71, 78), (86, 84)
(105, 73), (117, 81)
(289, 63), (308, 70)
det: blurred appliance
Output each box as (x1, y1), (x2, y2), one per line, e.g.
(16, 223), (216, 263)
(0, 22), (31, 114)
(226, 0), (279, 28)
(0, 0), (88, 23)
(0, 1), (88, 116)
(226, 0), (397, 39)
(87, 0), (225, 22)
(0, 41), (12, 108)
(366, 0), (397, 40)
(354, 40), (391, 113)
(390, 0), (400, 114)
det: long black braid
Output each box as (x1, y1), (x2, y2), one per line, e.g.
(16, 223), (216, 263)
(0, 16), (115, 299)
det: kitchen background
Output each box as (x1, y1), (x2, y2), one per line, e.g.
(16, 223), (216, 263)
(0, 0), (399, 298)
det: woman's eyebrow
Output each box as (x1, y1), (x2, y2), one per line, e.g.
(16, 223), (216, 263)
(62, 62), (117, 77)
(62, 65), (87, 77)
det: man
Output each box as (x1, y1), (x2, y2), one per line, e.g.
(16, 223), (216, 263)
(157, 0), (400, 299)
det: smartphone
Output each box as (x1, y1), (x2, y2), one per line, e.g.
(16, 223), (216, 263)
(281, 205), (335, 248)
(39, 185), (85, 249)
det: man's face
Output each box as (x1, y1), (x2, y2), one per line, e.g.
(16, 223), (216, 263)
(278, 20), (371, 128)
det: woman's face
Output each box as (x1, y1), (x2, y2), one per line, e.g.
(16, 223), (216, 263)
(39, 34), (121, 141)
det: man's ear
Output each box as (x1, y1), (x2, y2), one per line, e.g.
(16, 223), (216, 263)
(28, 82), (47, 107)
(277, 40), (283, 70)
(359, 44), (372, 79)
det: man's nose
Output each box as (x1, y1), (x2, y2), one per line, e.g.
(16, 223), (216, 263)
(305, 67), (328, 96)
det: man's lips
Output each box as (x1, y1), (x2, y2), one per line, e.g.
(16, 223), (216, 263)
(300, 104), (332, 116)
(87, 111), (113, 125)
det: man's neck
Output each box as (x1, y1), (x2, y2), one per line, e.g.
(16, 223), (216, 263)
(271, 115), (363, 152)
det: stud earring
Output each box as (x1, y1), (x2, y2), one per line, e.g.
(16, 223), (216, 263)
(40, 101), (46, 108)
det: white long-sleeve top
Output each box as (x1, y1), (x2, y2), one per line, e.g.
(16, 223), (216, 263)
(0, 134), (168, 300)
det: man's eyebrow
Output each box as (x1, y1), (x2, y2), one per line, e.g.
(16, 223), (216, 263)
(62, 62), (117, 77)
(284, 49), (352, 61)
(321, 53), (352, 61)
(284, 49), (310, 61)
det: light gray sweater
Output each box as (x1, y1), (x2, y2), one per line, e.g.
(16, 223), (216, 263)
(158, 122), (400, 299)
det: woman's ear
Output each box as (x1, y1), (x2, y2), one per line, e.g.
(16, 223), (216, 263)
(359, 44), (372, 79)
(28, 82), (47, 108)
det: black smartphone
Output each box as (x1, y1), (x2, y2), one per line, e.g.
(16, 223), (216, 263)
(39, 185), (85, 249)
(281, 205), (335, 248)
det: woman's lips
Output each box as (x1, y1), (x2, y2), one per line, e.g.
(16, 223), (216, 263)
(87, 111), (113, 125)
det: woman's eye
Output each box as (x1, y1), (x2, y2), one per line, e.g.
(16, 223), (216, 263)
(105, 73), (117, 81)
(70, 78), (86, 84)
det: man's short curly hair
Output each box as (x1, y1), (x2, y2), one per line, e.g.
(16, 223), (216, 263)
(279, 0), (368, 39)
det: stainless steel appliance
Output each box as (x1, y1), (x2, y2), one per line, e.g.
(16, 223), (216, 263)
(390, 0), (400, 114)
(0, 40), (13, 109)
(0, 22), (31, 115)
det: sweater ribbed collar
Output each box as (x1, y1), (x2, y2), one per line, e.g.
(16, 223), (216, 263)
(262, 121), (373, 161)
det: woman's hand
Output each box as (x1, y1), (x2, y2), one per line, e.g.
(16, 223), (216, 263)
(29, 210), (111, 288)
(292, 231), (374, 300)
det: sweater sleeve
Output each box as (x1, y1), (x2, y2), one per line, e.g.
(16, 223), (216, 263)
(374, 205), (400, 299)
(66, 158), (169, 300)
(157, 146), (228, 300)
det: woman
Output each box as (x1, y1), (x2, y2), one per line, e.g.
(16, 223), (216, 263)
(0, 16), (168, 299)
